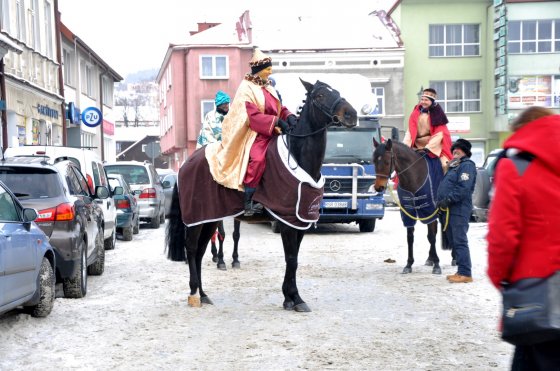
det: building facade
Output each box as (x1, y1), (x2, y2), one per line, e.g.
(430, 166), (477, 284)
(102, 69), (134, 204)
(0, 0), (63, 150)
(390, 0), (560, 164)
(60, 21), (122, 161)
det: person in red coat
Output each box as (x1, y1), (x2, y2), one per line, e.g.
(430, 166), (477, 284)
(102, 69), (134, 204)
(487, 106), (560, 370)
(403, 88), (453, 173)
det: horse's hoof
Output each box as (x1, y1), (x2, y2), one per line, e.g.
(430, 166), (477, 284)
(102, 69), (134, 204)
(283, 300), (295, 311)
(232, 262), (241, 269)
(402, 267), (412, 274)
(294, 303), (311, 313)
(188, 295), (201, 307)
(201, 296), (214, 305)
(424, 259), (434, 266)
(451, 259), (457, 267)
(217, 263), (226, 270)
(212, 257), (218, 263)
(432, 266), (442, 275)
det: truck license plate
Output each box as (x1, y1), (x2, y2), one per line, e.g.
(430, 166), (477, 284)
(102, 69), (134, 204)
(324, 201), (347, 208)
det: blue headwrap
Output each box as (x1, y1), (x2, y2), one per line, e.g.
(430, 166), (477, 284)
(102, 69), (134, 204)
(215, 90), (230, 107)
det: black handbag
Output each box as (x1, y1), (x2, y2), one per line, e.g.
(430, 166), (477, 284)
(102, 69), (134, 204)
(501, 270), (560, 346)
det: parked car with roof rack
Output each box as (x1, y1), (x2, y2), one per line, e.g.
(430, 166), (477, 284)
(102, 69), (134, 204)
(0, 180), (56, 317)
(3, 146), (117, 250)
(0, 156), (109, 298)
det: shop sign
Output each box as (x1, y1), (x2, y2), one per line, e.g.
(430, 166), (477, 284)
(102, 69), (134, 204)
(37, 104), (59, 119)
(81, 107), (103, 128)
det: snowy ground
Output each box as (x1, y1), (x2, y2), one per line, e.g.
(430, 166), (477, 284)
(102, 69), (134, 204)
(0, 208), (513, 370)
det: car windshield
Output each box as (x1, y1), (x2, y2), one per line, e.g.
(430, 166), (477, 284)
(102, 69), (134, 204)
(105, 165), (150, 185)
(0, 168), (61, 199)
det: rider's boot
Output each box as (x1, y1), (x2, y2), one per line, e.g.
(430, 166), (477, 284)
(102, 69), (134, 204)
(244, 187), (263, 217)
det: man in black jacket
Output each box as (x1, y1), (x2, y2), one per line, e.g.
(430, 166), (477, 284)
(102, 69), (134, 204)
(437, 138), (477, 283)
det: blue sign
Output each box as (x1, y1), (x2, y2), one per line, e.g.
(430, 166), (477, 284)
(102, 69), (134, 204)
(81, 107), (103, 127)
(66, 102), (81, 124)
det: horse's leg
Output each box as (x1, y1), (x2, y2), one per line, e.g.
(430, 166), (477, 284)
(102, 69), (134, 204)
(215, 221), (226, 270)
(232, 219), (241, 269)
(185, 225), (203, 307)
(280, 225), (310, 312)
(210, 230), (218, 263)
(426, 221), (441, 274)
(198, 222), (218, 305)
(403, 227), (415, 274)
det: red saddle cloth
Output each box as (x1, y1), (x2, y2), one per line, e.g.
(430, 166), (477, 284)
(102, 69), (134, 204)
(178, 136), (324, 229)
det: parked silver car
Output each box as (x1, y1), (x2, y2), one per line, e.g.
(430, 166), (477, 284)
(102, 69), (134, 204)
(105, 161), (165, 229)
(160, 172), (177, 218)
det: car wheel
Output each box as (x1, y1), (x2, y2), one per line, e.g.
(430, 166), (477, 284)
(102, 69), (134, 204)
(63, 240), (87, 298)
(122, 226), (133, 241)
(88, 230), (105, 276)
(359, 219), (376, 233)
(271, 221), (281, 233)
(104, 227), (116, 250)
(27, 257), (55, 317)
(133, 214), (140, 234)
(150, 212), (161, 229)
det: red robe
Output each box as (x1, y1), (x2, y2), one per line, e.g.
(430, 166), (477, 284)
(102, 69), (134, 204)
(244, 88), (292, 188)
(406, 105), (452, 161)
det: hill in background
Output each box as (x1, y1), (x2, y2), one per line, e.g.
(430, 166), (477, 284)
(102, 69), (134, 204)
(125, 69), (158, 84)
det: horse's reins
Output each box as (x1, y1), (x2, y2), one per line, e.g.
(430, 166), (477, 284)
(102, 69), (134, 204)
(281, 87), (346, 170)
(376, 148), (449, 230)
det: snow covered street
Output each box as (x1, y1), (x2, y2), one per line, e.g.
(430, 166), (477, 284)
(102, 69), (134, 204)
(0, 208), (514, 370)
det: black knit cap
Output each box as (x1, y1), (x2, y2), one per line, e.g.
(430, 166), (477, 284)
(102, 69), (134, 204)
(451, 138), (472, 158)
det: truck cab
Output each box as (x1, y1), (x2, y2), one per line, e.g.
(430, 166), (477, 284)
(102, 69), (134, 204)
(271, 73), (385, 232)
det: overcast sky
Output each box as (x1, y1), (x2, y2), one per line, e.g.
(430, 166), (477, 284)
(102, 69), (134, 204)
(57, 0), (392, 79)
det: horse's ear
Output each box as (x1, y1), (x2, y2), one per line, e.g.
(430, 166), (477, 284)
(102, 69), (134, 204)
(386, 139), (393, 151)
(373, 137), (380, 148)
(300, 78), (314, 93)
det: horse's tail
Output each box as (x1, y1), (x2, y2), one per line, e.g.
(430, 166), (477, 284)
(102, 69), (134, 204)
(165, 183), (187, 261)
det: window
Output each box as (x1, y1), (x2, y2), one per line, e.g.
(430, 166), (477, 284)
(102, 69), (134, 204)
(44, 1), (53, 58)
(1, 0), (11, 33)
(429, 24), (480, 57)
(430, 81), (481, 113)
(16, 0), (26, 41)
(102, 77), (113, 107)
(508, 19), (560, 54)
(371, 86), (385, 115)
(200, 55), (228, 79)
(63, 49), (74, 85)
(83, 64), (94, 97)
(200, 100), (214, 122)
(0, 187), (19, 222)
(30, 0), (40, 50)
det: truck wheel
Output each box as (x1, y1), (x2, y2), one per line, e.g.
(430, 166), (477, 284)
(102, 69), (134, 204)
(472, 169), (491, 209)
(271, 221), (281, 233)
(359, 219), (376, 233)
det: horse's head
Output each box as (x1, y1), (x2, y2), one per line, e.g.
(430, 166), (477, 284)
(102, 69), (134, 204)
(372, 138), (393, 192)
(300, 79), (357, 129)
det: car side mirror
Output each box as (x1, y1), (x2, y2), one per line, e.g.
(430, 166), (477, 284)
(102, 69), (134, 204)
(22, 208), (38, 223)
(162, 180), (171, 189)
(113, 186), (124, 196)
(95, 185), (110, 199)
(133, 189), (142, 196)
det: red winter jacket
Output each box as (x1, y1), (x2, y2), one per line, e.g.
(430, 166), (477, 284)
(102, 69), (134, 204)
(487, 114), (560, 288)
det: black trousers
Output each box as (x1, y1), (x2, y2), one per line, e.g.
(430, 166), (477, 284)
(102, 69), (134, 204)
(511, 340), (560, 371)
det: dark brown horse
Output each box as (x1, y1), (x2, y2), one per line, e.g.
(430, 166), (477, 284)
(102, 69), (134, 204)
(166, 79), (357, 312)
(372, 139), (447, 275)
(210, 219), (240, 270)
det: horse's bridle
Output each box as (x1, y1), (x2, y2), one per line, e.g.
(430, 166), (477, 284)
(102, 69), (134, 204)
(375, 148), (427, 180)
(285, 86), (346, 138)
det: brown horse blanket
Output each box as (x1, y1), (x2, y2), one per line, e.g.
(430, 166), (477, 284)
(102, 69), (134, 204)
(179, 136), (324, 230)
